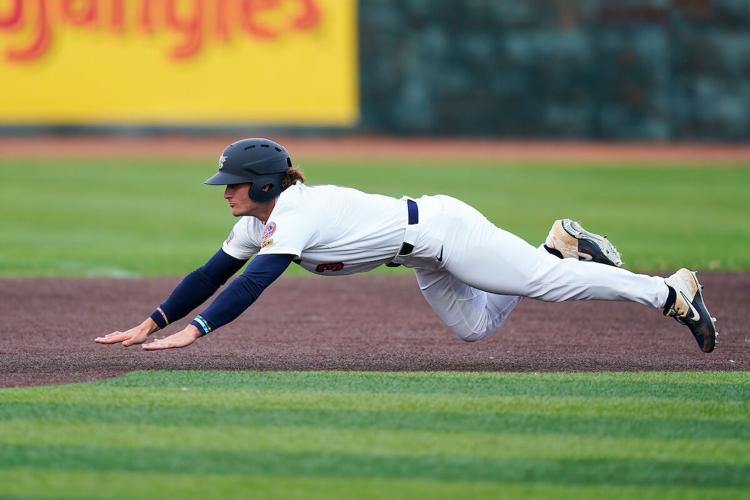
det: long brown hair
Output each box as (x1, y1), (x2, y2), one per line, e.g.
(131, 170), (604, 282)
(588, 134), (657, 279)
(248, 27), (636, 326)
(281, 166), (305, 190)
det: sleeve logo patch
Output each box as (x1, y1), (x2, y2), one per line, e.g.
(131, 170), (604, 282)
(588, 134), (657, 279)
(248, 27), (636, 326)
(262, 222), (276, 242)
(225, 230), (235, 244)
(261, 238), (274, 248)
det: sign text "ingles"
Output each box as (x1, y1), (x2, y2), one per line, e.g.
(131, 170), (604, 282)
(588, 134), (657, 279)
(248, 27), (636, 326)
(0, 0), (321, 62)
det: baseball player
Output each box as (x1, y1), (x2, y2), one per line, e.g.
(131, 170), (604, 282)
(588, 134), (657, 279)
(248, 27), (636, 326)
(95, 138), (717, 353)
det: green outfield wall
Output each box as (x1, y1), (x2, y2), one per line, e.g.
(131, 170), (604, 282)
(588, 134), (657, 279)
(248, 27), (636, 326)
(358, 0), (750, 140)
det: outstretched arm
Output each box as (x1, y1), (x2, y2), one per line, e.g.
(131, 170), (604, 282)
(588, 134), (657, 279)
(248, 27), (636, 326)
(95, 248), (247, 346)
(142, 253), (294, 350)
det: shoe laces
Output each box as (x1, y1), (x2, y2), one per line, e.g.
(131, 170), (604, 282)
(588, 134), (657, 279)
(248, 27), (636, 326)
(664, 289), (694, 325)
(664, 303), (685, 323)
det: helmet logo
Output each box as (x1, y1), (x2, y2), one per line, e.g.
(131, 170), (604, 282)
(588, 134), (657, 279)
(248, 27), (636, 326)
(218, 155), (228, 170)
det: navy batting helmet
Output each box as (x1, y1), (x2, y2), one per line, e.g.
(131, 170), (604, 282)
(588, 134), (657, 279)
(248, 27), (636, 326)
(205, 138), (292, 202)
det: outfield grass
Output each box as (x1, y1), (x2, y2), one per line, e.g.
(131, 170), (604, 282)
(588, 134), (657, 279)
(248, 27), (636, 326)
(1, 159), (749, 276)
(0, 370), (747, 499)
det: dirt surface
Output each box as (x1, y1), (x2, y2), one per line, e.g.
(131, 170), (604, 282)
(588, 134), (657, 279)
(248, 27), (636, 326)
(1, 273), (747, 387)
(2, 136), (750, 163)
(3, 136), (745, 386)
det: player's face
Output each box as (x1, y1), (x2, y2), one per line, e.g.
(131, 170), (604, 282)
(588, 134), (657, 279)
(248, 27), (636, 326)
(224, 183), (256, 216)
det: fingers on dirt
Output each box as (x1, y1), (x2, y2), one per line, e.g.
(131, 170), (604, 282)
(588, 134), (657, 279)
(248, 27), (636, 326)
(142, 342), (166, 350)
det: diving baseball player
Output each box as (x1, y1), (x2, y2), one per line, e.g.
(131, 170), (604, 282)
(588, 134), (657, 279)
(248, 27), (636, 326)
(95, 138), (717, 353)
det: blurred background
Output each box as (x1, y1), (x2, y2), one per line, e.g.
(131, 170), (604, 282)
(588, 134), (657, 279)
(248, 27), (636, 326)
(1, 0), (749, 277)
(1, 0), (749, 140)
(360, 0), (750, 140)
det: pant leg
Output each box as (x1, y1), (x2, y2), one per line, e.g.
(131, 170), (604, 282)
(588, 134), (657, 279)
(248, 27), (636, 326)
(440, 203), (669, 308)
(414, 267), (522, 342)
(403, 196), (669, 343)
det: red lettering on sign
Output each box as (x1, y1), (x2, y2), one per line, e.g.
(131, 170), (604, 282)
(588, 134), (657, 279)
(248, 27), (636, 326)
(0, 0), (324, 62)
(109, 0), (125, 34)
(240, 0), (279, 40)
(62, 0), (98, 27)
(0, 0), (23, 29)
(138, 0), (158, 34)
(165, 0), (204, 59)
(292, 0), (319, 29)
(5, 0), (51, 62)
(214, 0), (231, 41)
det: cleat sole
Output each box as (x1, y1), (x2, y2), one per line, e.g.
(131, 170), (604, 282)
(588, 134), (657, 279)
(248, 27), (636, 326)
(561, 220), (623, 268)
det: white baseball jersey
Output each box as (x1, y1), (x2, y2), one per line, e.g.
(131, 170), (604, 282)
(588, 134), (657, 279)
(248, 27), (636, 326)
(222, 182), (408, 275)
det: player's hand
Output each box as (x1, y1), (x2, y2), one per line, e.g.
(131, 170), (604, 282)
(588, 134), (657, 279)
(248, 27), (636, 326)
(95, 320), (155, 346)
(142, 326), (202, 351)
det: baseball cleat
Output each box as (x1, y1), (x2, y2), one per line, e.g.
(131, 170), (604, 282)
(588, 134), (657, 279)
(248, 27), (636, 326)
(663, 268), (717, 353)
(544, 219), (623, 267)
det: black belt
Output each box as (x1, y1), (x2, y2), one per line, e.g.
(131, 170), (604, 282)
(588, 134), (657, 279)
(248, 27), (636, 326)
(384, 199), (419, 266)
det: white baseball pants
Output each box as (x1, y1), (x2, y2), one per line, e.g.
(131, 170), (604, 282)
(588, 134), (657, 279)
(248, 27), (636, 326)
(393, 195), (669, 342)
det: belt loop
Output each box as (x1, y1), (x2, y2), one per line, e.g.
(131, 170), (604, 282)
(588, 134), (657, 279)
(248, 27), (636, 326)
(398, 200), (419, 256)
(391, 199), (419, 262)
(407, 199), (418, 225)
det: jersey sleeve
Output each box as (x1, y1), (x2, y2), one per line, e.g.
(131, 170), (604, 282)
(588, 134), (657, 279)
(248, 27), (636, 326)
(222, 217), (262, 260)
(258, 195), (318, 257)
(190, 253), (294, 335)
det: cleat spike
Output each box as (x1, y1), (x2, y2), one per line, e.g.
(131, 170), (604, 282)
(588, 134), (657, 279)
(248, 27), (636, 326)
(545, 219), (622, 268)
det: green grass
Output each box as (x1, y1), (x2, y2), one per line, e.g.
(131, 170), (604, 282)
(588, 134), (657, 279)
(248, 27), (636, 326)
(3, 157), (747, 499)
(0, 370), (748, 499)
(1, 159), (749, 276)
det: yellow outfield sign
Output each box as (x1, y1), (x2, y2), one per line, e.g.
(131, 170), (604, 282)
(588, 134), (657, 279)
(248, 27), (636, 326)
(0, 0), (358, 125)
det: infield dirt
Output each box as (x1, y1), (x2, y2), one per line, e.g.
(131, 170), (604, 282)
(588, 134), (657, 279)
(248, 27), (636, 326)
(2, 137), (748, 386)
(1, 273), (747, 387)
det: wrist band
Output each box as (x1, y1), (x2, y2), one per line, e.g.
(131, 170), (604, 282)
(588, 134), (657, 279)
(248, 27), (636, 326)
(190, 315), (214, 336)
(149, 307), (169, 329)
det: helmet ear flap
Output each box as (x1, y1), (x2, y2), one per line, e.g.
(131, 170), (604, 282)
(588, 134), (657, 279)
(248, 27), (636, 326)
(248, 175), (283, 202)
(248, 183), (274, 200)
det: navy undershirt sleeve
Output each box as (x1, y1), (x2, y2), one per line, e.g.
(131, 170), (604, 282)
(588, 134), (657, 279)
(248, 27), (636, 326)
(190, 254), (294, 335)
(149, 249), (247, 328)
